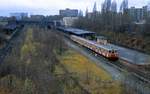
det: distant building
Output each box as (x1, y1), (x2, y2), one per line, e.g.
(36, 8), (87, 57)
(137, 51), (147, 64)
(63, 17), (78, 27)
(30, 15), (44, 20)
(59, 8), (78, 17)
(143, 6), (148, 17)
(128, 6), (148, 22)
(148, 2), (150, 11)
(0, 16), (8, 21)
(10, 13), (28, 20)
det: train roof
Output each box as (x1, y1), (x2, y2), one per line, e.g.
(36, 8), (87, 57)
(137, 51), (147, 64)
(90, 41), (117, 51)
(72, 35), (117, 51)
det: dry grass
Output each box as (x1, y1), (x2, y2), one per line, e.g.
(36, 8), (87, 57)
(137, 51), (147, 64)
(0, 88), (11, 94)
(61, 50), (111, 80)
(56, 49), (123, 94)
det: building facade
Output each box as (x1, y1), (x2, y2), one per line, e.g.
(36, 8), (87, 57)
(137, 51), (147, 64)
(128, 6), (148, 22)
(30, 15), (45, 21)
(62, 17), (78, 27)
(59, 8), (78, 17)
(10, 13), (28, 20)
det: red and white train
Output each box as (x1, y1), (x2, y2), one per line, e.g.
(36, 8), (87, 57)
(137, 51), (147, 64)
(71, 35), (119, 61)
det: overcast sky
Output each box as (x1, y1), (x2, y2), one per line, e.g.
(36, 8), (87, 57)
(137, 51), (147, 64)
(0, 0), (149, 16)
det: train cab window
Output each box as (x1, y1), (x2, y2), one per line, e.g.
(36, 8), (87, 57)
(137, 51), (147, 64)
(109, 51), (111, 53)
(109, 50), (116, 53)
(113, 50), (117, 53)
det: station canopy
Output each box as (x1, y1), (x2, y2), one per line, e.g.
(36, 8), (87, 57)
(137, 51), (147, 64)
(64, 28), (95, 36)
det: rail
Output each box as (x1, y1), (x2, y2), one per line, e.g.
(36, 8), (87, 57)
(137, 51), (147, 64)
(0, 26), (24, 64)
(119, 58), (150, 84)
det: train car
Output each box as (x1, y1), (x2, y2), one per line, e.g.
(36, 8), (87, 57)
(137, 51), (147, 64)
(71, 35), (119, 61)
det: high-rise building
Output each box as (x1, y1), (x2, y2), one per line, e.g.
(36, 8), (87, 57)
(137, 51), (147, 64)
(147, 2), (150, 16)
(148, 1), (150, 11)
(111, 0), (117, 12)
(128, 6), (148, 22)
(143, 6), (148, 18)
(120, 0), (128, 13)
(59, 8), (78, 17)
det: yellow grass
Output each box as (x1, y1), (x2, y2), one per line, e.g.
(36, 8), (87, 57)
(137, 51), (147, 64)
(57, 49), (123, 94)
(61, 50), (111, 80)
(0, 88), (11, 94)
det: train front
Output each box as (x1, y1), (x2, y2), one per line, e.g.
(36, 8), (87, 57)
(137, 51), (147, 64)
(108, 49), (119, 61)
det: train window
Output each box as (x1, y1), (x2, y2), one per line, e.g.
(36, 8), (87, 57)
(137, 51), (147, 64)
(110, 50), (117, 53)
(114, 50), (117, 53)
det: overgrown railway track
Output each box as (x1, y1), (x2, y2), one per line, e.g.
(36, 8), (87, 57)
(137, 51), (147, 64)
(0, 26), (24, 64)
(69, 39), (150, 94)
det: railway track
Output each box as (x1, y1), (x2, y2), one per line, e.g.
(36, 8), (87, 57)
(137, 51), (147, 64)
(119, 59), (150, 83)
(79, 42), (150, 84)
(95, 53), (150, 84)
(67, 39), (150, 94)
(57, 28), (150, 94)
(0, 26), (24, 64)
(60, 31), (150, 84)
(59, 30), (150, 84)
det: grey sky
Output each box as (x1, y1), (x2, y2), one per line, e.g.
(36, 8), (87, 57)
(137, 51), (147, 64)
(0, 0), (149, 16)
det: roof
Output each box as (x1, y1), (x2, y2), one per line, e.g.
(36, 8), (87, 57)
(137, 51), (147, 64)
(65, 28), (95, 35)
(72, 35), (117, 51)
(94, 42), (117, 51)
